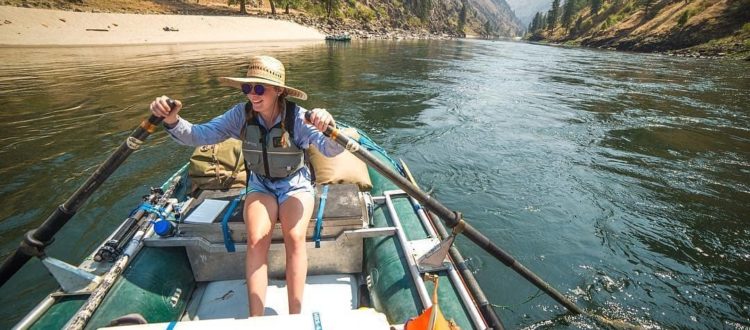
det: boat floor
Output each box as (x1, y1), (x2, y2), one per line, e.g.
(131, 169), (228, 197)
(184, 274), (360, 320)
(102, 274), (393, 329)
(103, 309), (390, 329)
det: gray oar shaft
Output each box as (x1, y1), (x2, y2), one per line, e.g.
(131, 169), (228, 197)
(313, 119), (583, 315)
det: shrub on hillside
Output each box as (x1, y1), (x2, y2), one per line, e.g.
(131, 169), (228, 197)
(354, 3), (376, 22)
(677, 11), (688, 26)
(581, 18), (593, 31)
(677, 9), (695, 26)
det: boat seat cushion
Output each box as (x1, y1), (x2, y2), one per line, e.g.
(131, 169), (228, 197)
(308, 127), (373, 191)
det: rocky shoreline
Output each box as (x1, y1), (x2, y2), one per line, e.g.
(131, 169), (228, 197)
(252, 12), (459, 40)
(530, 37), (749, 61)
(1, 1), (461, 43)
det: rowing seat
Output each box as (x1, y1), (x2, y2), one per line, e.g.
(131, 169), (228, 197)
(144, 184), (370, 282)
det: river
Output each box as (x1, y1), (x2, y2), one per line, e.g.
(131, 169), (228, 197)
(0, 40), (747, 329)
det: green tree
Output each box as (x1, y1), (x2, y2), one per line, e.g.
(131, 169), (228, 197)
(590, 0), (602, 15)
(415, 0), (432, 21)
(533, 11), (546, 32)
(324, 0), (336, 17)
(573, 15), (584, 34)
(458, 0), (468, 33)
(484, 20), (494, 36)
(228, 0), (249, 14)
(677, 10), (689, 25)
(562, 0), (576, 29)
(641, 0), (655, 13)
(547, 0), (560, 30)
(276, 0), (301, 14)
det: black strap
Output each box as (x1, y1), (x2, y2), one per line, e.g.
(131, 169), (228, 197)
(243, 100), (298, 139)
(283, 100), (297, 141)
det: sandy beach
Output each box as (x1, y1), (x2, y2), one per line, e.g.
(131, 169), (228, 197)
(0, 6), (324, 47)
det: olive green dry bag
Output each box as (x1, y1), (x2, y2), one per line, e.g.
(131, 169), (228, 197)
(188, 138), (247, 192)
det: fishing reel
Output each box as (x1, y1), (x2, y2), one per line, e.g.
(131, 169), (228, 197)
(93, 244), (118, 263)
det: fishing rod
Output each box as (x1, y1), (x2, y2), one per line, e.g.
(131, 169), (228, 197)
(305, 111), (585, 316)
(93, 190), (160, 263)
(65, 173), (183, 330)
(0, 100), (175, 287)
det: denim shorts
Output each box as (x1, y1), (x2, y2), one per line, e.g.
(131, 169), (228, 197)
(247, 167), (315, 204)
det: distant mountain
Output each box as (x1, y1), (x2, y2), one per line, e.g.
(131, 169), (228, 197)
(468, 0), (526, 36)
(505, 0), (551, 26)
(360, 0), (525, 37)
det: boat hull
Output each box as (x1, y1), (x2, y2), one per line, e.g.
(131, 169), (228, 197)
(21, 135), (486, 329)
(364, 151), (476, 329)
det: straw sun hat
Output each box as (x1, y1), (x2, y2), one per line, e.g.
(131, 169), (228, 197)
(218, 55), (308, 100)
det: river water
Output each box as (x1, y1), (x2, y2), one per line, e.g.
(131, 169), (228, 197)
(0, 40), (747, 329)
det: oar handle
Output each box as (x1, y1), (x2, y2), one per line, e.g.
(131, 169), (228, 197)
(304, 109), (336, 132)
(0, 100), (176, 288)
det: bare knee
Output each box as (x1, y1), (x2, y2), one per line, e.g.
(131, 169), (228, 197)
(284, 229), (307, 252)
(243, 192), (278, 254)
(247, 232), (271, 251)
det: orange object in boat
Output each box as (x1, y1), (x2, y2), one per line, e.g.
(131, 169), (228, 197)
(404, 275), (461, 330)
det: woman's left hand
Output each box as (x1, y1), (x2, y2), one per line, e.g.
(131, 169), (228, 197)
(308, 108), (335, 132)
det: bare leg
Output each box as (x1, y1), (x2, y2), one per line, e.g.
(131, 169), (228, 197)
(278, 192), (314, 314)
(243, 192), (278, 317)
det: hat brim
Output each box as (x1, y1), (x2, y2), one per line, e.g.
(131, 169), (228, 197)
(218, 77), (308, 100)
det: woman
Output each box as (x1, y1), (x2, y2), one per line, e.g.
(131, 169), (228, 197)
(149, 55), (343, 316)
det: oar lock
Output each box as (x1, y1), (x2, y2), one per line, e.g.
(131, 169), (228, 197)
(451, 211), (466, 236)
(20, 229), (53, 258)
(19, 203), (72, 258)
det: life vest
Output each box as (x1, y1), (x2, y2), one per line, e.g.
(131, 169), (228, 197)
(241, 101), (305, 180)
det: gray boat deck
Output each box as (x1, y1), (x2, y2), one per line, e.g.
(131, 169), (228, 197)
(102, 274), (390, 329)
(183, 274), (359, 320)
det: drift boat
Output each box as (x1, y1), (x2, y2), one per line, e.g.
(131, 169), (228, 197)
(12, 125), (503, 330)
(324, 34), (352, 42)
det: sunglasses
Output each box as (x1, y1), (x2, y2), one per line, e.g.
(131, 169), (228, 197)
(241, 83), (266, 95)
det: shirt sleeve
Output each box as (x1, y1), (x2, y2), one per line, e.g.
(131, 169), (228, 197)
(293, 105), (344, 157)
(165, 103), (246, 146)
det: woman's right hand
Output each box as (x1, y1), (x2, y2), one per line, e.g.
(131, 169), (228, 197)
(149, 96), (182, 126)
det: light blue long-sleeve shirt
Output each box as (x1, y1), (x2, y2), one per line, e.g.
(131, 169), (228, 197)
(166, 102), (342, 157)
(166, 102), (344, 200)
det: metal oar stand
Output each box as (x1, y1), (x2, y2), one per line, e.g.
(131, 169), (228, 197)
(371, 189), (493, 329)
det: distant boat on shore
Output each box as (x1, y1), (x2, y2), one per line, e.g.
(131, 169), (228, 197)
(325, 34), (351, 41)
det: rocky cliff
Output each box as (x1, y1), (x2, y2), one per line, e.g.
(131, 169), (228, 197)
(526, 0), (750, 58)
(303, 0), (524, 38)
